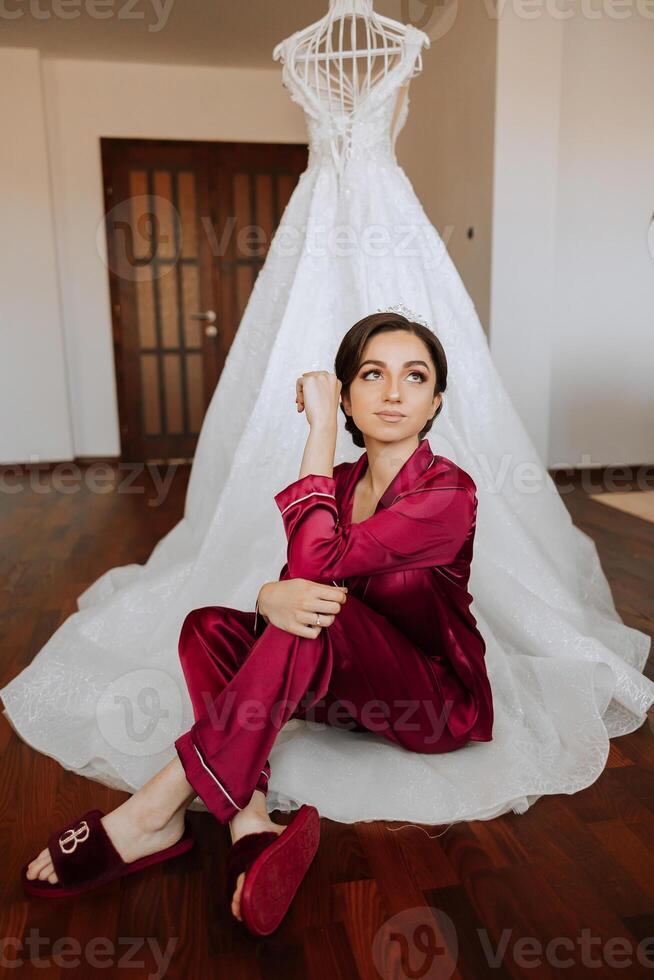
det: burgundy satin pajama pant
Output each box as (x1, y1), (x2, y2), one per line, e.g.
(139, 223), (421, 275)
(174, 592), (469, 824)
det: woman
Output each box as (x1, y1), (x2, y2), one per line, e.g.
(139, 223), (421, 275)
(22, 312), (492, 935)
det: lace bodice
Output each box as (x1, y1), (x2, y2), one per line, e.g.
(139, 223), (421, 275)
(277, 23), (429, 176)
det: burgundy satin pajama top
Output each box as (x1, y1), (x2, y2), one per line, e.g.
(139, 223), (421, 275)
(271, 437), (494, 743)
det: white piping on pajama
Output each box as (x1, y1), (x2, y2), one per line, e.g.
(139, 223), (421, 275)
(192, 740), (245, 811)
(279, 490), (336, 516)
(193, 736), (268, 808)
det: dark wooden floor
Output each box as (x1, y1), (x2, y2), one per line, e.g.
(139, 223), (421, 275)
(1, 462), (653, 978)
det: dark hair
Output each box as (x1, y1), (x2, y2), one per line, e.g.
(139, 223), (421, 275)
(334, 312), (448, 448)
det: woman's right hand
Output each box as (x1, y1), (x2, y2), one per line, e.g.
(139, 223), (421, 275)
(257, 579), (348, 638)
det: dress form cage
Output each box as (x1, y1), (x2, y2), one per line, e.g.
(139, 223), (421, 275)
(273, 0), (430, 176)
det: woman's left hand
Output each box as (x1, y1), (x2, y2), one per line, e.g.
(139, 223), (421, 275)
(295, 371), (342, 428)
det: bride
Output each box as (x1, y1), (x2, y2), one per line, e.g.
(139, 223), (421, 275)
(3, 0), (653, 848)
(23, 313), (494, 936)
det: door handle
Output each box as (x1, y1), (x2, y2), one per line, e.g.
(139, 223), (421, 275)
(189, 310), (217, 324)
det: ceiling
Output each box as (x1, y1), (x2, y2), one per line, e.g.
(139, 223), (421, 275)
(0, 0), (437, 68)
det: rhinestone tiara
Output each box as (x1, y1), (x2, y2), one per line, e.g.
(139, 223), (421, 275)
(376, 303), (432, 330)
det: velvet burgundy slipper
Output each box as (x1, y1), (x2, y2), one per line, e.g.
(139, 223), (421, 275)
(21, 808), (195, 899)
(225, 803), (320, 936)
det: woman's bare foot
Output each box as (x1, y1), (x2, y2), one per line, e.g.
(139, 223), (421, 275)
(25, 755), (197, 885)
(24, 796), (187, 884)
(229, 790), (285, 922)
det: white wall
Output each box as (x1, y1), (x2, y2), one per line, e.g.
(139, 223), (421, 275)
(549, 12), (654, 466)
(0, 48), (73, 463)
(489, 8), (563, 465)
(403, 0), (497, 332)
(490, 5), (654, 468)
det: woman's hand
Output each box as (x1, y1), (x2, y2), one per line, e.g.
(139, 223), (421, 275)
(295, 371), (342, 429)
(257, 578), (348, 638)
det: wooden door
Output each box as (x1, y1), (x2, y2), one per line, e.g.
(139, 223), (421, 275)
(101, 138), (307, 463)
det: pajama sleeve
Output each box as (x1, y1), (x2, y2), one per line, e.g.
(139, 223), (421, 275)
(273, 472), (476, 582)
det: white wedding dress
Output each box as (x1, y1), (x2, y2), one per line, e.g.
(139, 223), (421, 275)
(2, 24), (652, 825)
